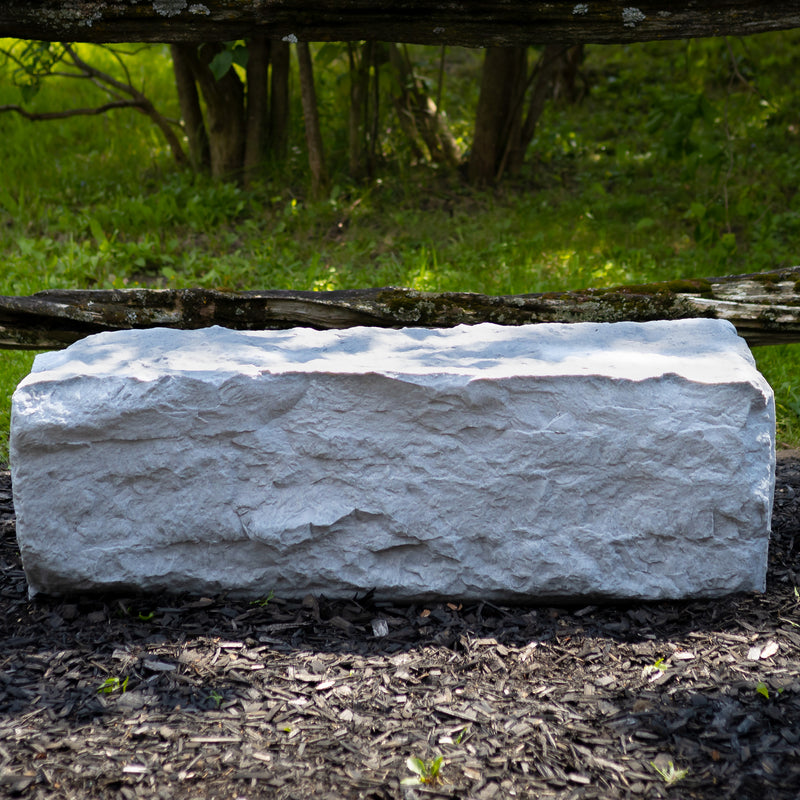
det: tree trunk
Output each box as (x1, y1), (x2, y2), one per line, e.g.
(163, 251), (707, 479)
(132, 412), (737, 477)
(389, 44), (461, 169)
(348, 42), (376, 179)
(6, 2), (800, 47)
(171, 43), (210, 171)
(296, 41), (328, 200)
(269, 41), (291, 161)
(468, 47), (527, 184)
(473, 44), (585, 180)
(551, 45), (586, 104)
(244, 36), (270, 184)
(505, 44), (566, 176)
(182, 43), (246, 180)
(4, 267), (800, 351)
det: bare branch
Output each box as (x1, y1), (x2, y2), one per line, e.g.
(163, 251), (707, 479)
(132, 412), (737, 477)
(0, 100), (146, 120)
(61, 43), (137, 99)
(1, 42), (189, 165)
(106, 45), (135, 89)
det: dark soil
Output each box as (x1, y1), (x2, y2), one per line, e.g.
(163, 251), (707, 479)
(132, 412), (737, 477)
(1, 458), (799, 800)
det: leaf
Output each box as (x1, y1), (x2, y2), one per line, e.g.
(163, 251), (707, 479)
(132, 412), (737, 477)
(19, 82), (40, 103)
(651, 760), (688, 785)
(209, 49), (233, 80)
(756, 682), (770, 699)
(231, 45), (249, 69)
(685, 201), (706, 220)
(719, 232), (737, 253)
(406, 756), (425, 776)
(88, 217), (107, 247)
(430, 755), (444, 777)
(455, 724), (470, 744)
(315, 42), (346, 68)
(97, 675), (128, 694)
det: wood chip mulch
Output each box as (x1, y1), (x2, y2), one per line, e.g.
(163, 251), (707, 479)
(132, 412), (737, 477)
(1, 458), (799, 799)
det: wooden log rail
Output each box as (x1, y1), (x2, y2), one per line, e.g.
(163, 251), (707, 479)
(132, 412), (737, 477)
(2, 2), (800, 47)
(2, 267), (800, 351)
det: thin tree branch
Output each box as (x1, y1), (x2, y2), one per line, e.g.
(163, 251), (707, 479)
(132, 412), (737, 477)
(2, 42), (189, 165)
(61, 43), (138, 99)
(0, 101), (145, 120)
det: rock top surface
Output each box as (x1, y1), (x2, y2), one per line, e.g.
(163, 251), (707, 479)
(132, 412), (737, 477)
(20, 318), (768, 384)
(11, 320), (775, 600)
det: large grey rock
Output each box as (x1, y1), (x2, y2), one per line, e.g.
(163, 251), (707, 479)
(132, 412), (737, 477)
(11, 320), (774, 601)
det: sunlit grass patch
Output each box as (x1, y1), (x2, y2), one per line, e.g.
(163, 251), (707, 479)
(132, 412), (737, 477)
(0, 351), (37, 466)
(754, 346), (800, 447)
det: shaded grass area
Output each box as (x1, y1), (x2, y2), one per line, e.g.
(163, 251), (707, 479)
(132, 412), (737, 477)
(1, 35), (800, 458)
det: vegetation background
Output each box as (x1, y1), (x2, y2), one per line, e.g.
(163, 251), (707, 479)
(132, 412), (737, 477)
(1, 33), (800, 460)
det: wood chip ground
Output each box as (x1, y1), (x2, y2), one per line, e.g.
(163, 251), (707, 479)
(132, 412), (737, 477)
(1, 458), (798, 799)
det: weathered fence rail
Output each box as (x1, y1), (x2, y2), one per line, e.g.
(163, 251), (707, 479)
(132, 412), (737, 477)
(3, 1), (800, 46)
(2, 267), (800, 350)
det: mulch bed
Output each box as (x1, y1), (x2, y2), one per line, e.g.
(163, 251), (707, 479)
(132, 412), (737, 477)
(1, 459), (799, 800)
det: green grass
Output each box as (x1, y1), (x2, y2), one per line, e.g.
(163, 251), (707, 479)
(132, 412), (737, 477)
(1, 35), (800, 462)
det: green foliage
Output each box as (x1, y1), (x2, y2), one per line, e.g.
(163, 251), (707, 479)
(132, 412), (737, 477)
(755, 681), (785, 700)
(0, 352), (37, 465)
(752, 346), (800, 447)
(2, 40), (65, 101)
(97, 675), (129, 694)
(2, 32), (800, 462)
(402, 755), (444, 786)
(644, 657), (668, 676)
(250, 590), (275, 608)
(208, 41), (249, 80)
(651, 760), (689, 785)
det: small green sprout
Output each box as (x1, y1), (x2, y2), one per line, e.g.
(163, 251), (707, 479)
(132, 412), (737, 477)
(455, 725), (470, 744)
(208, 690), (224, 708)
(651, 761), (688, 785)
(98, 676), (129, 694)
(643, 657), (668, 677)
(137, 611), (155, 621)
(756, 682), (784, 699)
(402, 755), (444, 786)
(250, 590), (275, 608)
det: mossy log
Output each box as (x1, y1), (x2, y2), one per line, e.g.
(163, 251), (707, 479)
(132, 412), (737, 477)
(2, 267), (800, 351)
(2, 2), (800, 47)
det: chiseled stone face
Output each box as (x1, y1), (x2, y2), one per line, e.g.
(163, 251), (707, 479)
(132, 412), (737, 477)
(10, 320), (775, 601)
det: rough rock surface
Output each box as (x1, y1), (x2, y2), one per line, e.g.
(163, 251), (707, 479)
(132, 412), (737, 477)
(10, 320), (774, 600)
